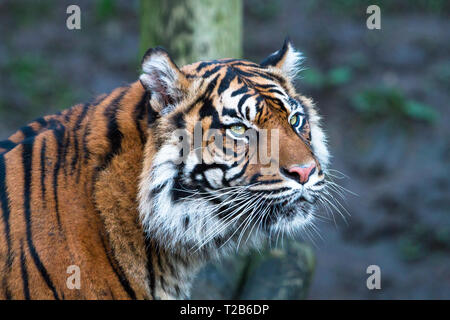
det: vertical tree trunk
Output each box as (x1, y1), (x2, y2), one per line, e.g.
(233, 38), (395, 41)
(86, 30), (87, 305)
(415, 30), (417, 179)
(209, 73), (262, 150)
(140, 0), (242, 65)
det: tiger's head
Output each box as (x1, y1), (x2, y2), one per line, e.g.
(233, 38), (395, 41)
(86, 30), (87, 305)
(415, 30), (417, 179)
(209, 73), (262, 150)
(138, 40), (330, 257)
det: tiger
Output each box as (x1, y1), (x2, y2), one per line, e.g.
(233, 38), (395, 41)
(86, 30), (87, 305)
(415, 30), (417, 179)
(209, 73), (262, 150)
(0, 39), (330, 300)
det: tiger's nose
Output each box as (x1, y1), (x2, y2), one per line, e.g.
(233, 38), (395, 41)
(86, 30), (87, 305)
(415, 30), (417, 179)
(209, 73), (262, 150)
(288, 163), (316, 184)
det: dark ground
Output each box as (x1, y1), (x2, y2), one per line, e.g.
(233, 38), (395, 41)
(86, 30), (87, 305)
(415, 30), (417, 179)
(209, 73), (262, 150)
(0, 0), (449, 299)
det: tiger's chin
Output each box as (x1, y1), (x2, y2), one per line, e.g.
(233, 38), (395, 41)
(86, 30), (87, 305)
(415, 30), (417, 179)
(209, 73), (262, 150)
(265, 201), (316, 238)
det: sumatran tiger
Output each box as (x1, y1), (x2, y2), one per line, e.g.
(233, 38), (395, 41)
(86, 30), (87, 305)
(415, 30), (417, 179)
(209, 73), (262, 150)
(0, 39), (330, 300)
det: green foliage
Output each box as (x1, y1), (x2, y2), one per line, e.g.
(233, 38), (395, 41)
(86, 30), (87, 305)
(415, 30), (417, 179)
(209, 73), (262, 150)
(435, 227), (450, 246)
(328, 67), (353, 86)
(301, 69), (323, 87)
(7, 0), (53, 26)
(96, 0), (117, 21)
(398, 235), (427, 262)
(351, 87), (438, 124)
(244, 0), (281, 20)
(398, 224), (450, 262)
(8, 56), (47, 89)
(433, 62), (450, 89)
(301, 66), (353, 89)
(305, 0), (450, 17)
(2, 55), (81, 119)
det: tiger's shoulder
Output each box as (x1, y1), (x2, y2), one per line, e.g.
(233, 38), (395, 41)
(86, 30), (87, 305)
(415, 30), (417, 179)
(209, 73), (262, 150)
(0, 81), (157, 300)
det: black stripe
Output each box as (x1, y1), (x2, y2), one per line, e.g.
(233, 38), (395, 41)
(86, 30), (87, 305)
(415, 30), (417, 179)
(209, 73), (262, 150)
(195, 61), (217, 72)
(73, 104), (89, 130)
(231, 67), (262, 79)
(100, 89), (127, 170)
(259, 70), (287, 85)
(155, 248), (167, 292)
(222, 107), (239, 118)
(165, 255), (176, 278)
(4, 287), (11, 300)
(20, 240), (30, 299)
(22, 138), (60, 299)
(183, 215), (190, 230)
(190, 163), (229, 191)
(228, 60), (260, 68)
(20, 126), (36, 139)
(228, 160), (249, 183)
(61, 128), (71, 177)
(144, 238), (156, 299)
(265, 96), (288, 113)
(133, 92), (148, 145)
(81, 115), (92, 165)
(200, 65), (222, 78)
(34, 117), (47, 127)
(217, 68), (237, 96)
(40, 139), (47, 204)
(174, 284), (181, 298)
(155, 246), (165, 273)
(172, 112), (185, 129)
(0, 154), (13, 299)
(230, 85), (249, 97)
(254, 83), (277, 89)
(147, 102), (159, 126)
(0, 155), (11, 254)
(199, 99), (222, 129)
(267, 88), (285, 96)
(237, 94), (252, 118)
(71, 104), (90, 173)
(252, 178), (284, 185)
(99, 231), (137, 299)
(0, 140), (16, 153)
(63, 108), (74, 122)
(52, 125), (66, 228)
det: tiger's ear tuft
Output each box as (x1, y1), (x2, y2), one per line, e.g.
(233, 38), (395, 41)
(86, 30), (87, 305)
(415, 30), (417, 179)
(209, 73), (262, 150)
(139, 47), (190, 114)
(260, 38), (304, 81)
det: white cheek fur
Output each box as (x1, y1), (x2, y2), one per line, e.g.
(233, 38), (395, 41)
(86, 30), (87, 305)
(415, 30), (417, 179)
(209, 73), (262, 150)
(308, 113), (330, 170)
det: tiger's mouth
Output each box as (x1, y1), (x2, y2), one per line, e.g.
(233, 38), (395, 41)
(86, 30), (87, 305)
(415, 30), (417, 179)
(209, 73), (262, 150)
(245, 184), (325, 235)
(269, 191), (316, 217)
(156, 176), (325, 252)
(199, 183), (321, 223)
(278, 193), (317, 206)
(216, 187), (320, 229)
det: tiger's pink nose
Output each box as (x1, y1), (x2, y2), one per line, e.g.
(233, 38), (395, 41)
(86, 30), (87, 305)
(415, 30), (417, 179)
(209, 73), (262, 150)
(288, 163), (316, 184)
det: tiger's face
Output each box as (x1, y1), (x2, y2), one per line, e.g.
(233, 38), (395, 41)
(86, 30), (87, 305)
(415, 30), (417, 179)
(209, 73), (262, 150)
(138, 40), (330, 256)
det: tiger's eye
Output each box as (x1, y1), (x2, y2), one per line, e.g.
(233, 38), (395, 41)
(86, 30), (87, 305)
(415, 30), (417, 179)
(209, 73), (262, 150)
(290, 114), (299, 126)
(230, 125), (246, 136)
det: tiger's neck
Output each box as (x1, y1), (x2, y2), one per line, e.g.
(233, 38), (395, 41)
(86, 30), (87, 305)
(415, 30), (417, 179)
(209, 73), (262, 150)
(86, 81), (202, 299)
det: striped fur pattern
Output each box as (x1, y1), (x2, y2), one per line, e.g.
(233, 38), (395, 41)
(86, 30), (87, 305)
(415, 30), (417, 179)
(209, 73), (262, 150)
(0, 40), (330, 299)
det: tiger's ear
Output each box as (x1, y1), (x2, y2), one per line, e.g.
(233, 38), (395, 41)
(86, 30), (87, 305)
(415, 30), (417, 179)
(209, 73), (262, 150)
(260, 38), (303, 81)
(139, 47), (191, 115)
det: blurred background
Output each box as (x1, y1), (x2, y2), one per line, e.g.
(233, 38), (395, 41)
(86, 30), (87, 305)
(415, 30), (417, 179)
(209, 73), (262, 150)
(0, 0), (449, 299)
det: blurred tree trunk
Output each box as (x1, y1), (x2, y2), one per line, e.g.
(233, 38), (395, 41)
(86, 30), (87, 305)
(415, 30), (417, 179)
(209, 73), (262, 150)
(140, 0), (242, 65)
